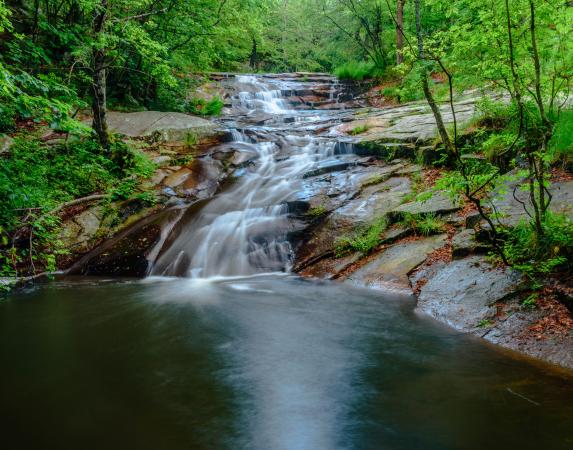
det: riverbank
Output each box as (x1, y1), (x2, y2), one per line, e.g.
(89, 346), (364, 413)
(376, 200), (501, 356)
(2, 73), (572, 371)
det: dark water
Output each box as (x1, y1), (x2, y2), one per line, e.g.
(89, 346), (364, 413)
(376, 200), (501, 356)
(1, 275), (572, 450)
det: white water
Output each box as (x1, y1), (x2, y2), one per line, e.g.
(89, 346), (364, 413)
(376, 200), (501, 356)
(151, 76), (338, 278)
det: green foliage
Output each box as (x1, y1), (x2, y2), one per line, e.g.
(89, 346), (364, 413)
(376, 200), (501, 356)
(502, 213), (573, 279)
(0, 137), (154, 231)
(334, 62), (379, 81)
(549, 109), (573, 163)
(0, 102), (15, 132)
(435, 161), (499, 203)
(477, 319), (493, 328)
(306, 206), (328, 218)
(336, 217), (388, 255)
(185, 97), (224, 116)
(400, 213), (445, 236)
(481, 131), (518, 162)
(0, 62), (86, 134)
(0, 134), (155, 280)
(521, 293), (538, 310)
(349, 123), (371, 135)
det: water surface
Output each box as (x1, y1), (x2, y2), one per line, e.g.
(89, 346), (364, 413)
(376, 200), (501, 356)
(1, 276), (572, 450)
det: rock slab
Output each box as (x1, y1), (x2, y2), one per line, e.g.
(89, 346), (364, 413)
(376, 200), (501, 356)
(417, 256), (523, 331)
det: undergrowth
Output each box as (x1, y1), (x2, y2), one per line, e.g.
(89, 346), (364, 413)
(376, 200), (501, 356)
(0, 136), (155, 282)
(336, 217), (388, 255)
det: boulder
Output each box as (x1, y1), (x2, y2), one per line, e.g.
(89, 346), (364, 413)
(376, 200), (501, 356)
(391, 190), (459, 217)
(340, 100), (476, 145)
(451, 228), (487, 258)
(344, 234), (448, 290)
(58, 206), (104, 253)
(67, 208), (185, 277)
(105, 111), (220, 143)
(416, 256), (523, 332)
(294, 176), (412, 265)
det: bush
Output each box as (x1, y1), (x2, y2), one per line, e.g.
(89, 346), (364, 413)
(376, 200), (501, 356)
(0, 138), (154, 230)
(481, 131), (518, 163)
(502, 213), (573, 279)
(549, 109), (573, 165)
(0, 102), (16, 132)
(185, 97), (224, 116)
(334, 61), (380, 81)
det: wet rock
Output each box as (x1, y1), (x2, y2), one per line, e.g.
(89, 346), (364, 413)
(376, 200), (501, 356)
(493, 179), (573, 226)
(298, 252), (361, 279)
(59, 206), (104, 253)
(340, 101), (476, 145)
(161, 158), (226, 200)
(303, 158), (359, 178)
(451, 228), (488, 258)
(417, 256), (523, 332)
(391, 191), (460, 218)
(67, 208), (184, 277)
(294, 176), (412, 266)
(105, 111), (220, 143)
(231, 149), (259, 167)
(480, 298), (573, 369)
(163, 168), (192, 188)
(344, 234), (448, 290)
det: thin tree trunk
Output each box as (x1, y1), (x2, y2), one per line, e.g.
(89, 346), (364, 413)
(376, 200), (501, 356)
(529, 1), (546, 125)
(396, 0), (406, 65)
(529, 0), (550, 216)
(92, 0), (110, 150)
(414, 0), (453, 153)
(249, 37), (258, 69)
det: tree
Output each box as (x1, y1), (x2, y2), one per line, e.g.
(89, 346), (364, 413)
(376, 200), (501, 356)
(396, 0), (406, 65)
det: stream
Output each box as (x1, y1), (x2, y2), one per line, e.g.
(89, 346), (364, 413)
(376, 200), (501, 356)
(1, 75), (572, 450)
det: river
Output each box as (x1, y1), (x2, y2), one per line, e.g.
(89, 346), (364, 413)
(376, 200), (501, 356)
(1, 75), (572, 450)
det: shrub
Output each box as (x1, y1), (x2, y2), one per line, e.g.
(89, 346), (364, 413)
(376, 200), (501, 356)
(0, 137), (154, 230)
(334, 61), (380, 81)
(481, 131), (518, 163)
(502, 212), (573, 279)
(0, 102), (16, 132)
(185, 97), (224, 116)
(549, 109), (573, 164)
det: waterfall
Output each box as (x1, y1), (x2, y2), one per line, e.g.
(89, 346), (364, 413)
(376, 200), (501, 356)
(151, 75), (341, 278)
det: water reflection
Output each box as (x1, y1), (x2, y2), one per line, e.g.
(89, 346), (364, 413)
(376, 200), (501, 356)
(1, 276), (572, 450)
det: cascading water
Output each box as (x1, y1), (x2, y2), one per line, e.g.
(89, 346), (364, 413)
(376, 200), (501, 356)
(151, 75), (339, 278)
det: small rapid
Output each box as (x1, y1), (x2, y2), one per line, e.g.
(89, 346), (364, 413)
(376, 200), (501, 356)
(151, 75), (340, 278)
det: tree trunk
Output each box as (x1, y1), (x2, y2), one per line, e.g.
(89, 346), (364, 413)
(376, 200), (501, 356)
(414, 0), (453, 153)
(396, 0), (406, 65)
(249, 37), (258, 69)
(92, 0), (110, 150)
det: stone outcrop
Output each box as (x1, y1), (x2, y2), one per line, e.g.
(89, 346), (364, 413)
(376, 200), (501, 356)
(415, 256), (573, 369)
(416, 256), (524, 331)
(344, 234), (447, 291)
(106, 111), (221, 143)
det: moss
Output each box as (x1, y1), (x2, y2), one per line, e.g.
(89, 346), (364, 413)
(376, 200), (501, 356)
(307, 205), (328, 218)
(349, 123), (371, 135)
